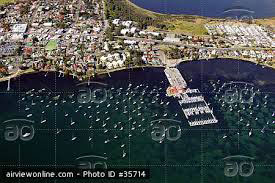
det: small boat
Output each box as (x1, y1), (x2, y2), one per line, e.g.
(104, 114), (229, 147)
(27, 114), (33, 118)
(249, 130), (252, 137)
(71, 136), (77, 141)
(104, 140), (110, 144)
(122, 151), (127, 158)
(41, 119), (47, 124)
(71, 118), (75, 125)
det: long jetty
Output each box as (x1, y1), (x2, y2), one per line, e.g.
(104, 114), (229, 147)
(164, 68), (218, 126)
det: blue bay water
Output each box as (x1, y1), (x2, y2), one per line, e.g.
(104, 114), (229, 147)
(0, 59), (274, 183)
(131, 0), (275, 18)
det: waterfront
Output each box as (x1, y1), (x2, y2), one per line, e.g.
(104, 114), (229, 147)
(131, 0), (275, 18)
(0, 59), (274, 183)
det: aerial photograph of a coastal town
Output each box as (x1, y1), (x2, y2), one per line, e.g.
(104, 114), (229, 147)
(0, 0), (274, 182)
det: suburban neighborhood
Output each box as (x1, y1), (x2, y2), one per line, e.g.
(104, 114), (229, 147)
(0, 0), (274, 81)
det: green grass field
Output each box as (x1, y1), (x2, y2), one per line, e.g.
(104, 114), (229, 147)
(0, 0), (14, 5)
(45, 40), (58, 51)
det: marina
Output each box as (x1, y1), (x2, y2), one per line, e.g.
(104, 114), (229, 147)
(164, 67), (218, 126)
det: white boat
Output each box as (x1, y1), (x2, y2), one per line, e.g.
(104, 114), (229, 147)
(249, 130), (253, 137)
(71, 118), (75, 125)
(27, 114), (33, 118)
(104, 140), (110, 144)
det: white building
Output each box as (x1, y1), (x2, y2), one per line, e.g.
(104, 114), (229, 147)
(112, 19), (120, 25)
(163, 37), (181, 43)
(121, 28), (130, 35)
(12, 24), (27, 33)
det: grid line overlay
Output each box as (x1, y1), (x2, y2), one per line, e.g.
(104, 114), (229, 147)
(0, 0), (274, 183)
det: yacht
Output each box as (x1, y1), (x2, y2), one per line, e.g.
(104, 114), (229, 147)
(27, 114), (33, 118)
(70, 118), (75, 125)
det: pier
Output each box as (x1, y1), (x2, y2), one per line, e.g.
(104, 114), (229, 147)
(7, 78), (10, 91)
(164, 68), (218, 126)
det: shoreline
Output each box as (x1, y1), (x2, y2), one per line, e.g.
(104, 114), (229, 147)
(1, 58), (273, 83)
(126, 0), (275, 20)
(120, 0), (275, 35)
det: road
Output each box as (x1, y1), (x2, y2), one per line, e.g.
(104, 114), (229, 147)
(116, 36), (274, 51)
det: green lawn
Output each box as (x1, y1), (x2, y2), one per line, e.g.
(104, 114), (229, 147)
(0, 0), (14, 5)
(45, 40), (58, 51)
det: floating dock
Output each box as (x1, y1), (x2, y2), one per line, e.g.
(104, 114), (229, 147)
(165, 68), (218, 126)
